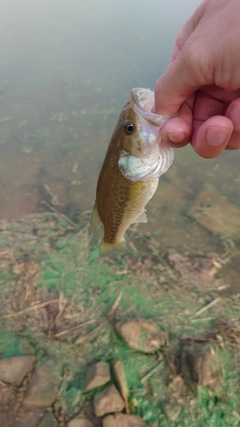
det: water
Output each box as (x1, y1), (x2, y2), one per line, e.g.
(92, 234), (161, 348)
(0, 2), (240, 424)
(1, 0), (240, 251)
(0, 0), (202, 216)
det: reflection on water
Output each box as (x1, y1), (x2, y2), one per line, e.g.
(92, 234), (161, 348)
(0, 0), (240, 277)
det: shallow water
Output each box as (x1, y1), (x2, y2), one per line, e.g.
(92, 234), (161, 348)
(1, 2), (240, 425)
(1, 0), (240, 260)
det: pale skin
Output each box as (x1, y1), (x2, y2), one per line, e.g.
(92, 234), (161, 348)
(154, 0), (240, 158)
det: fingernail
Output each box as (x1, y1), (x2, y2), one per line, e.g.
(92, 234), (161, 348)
(205, 126), (228, 146)
(167, 131), (186, 143)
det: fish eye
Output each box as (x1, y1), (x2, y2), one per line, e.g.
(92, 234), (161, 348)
(123, 121), (135, 135)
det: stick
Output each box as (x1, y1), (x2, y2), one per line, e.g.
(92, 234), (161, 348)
(75, 319), (106, 345)
(0, 299), (59, 319)
(194, 297), (221, 317)
(40, 200), (76, 227)
(107, 292), (122, 318)
(54, 319), (95, 338)
(190, 317), (213, 323)
(141, 361), (163, 383)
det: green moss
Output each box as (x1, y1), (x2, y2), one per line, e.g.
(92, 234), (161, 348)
(0, 334), (26, 358)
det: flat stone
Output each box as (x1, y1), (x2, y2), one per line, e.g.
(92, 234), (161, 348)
(181, 343), (220, 391)
(18, 410), (43, 427)
(189, 183), (240, 237)
(113, 361), (129, 413)
(38, 412), (58, 427)
(163, 249), (222, 287)
(115, 320), (168, 353)
(0, 355), (35, 385)
(23, 359), (61, 408)
(93, 384), (125, 417)
(67, 415), (94, 427)
(103, 413), (147, 427)
(84, 361), (111, 391)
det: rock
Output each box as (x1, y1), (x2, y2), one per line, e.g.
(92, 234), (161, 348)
(113, 361), (129, 413)
(189, 183), (240, 237)
(0, 383), (16, 408)
(93, 384), (125, 417)
(163, 249), (222, 287)
(18, 410), (43, 427)
(38, 412), (58, 427)
(23, 359), (61, 408)
(84, 361), (111, 391)
(115, 319), (168, 353)
(67, 415), (94, 427)
(0, 355), (35, 385)
(181, 343), (220, 391)
(103, 413), (147, 427)
(1, 412), (16, 427)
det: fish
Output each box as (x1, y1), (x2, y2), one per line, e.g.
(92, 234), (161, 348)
(90, 88), (174, 257)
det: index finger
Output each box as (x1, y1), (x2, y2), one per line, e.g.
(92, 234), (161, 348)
(154, 47), (207, 116)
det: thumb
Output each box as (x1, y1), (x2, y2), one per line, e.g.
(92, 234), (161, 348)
(154, 1), (207, 116)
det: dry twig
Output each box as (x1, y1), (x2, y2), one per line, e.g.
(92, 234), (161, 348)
(194, 297), (221, 317)
(0, 299), (59, 319)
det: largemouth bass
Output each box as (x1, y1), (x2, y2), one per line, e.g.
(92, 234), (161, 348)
(91, 88), (174, 257)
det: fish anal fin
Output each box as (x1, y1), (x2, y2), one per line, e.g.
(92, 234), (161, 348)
(90, 203), (102, 234)
(134, 209), (147, 224)
(100, 239), (127, 258)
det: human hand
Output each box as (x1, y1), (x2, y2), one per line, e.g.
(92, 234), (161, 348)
(154, 0), (240, 158)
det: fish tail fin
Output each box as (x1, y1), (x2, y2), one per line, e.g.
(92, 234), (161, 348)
(100, 239), (127, 258)
(90, 203), (102, 234)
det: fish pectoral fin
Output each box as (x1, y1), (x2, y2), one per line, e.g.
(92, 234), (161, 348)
(133, 209), (147, 224)
(100, 239), (127, 258)
(90, 203), (102, 234)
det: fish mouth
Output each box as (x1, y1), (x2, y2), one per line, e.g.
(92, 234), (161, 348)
(130, 88), (176, 126)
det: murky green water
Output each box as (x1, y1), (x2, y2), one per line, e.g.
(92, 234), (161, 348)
(1, 2), (240, 425)
(1, 0), (240, 266)
(0, 0), (202, 216)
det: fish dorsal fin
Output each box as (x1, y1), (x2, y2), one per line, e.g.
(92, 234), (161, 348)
(90, 203), (102, 234)
(134, 209), (147, 224)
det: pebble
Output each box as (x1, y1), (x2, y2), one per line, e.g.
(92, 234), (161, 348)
(93, 384), (125, 417)
(67, 415), (94, 427)
(0, 355), (35, 385)
(84, 361), (111, 391)
(23, 359), (61, 408)
(38, 412), (58, 427)
(103, 413), (148, 427)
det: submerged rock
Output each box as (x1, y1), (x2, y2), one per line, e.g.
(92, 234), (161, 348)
(93, 384), (125, 417)
(38, 412), (58, 427)
(189, 183), (240, 237)
(103, 413), (147, 427)
(23, 359), (61, 408)
(84, 361), (111, 391)
(0, 355), (35, 385)
(67, 414), (94, 427)
(181, 343), (220, 391)
(163, 249), (222, 287)
(116, 319), (168, 353)
(113, 361), (129, 413)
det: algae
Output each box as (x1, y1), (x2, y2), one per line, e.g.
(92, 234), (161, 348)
(0, 211), (240, 425)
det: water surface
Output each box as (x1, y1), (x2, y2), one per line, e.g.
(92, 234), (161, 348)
(0, 0), (239, 276)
